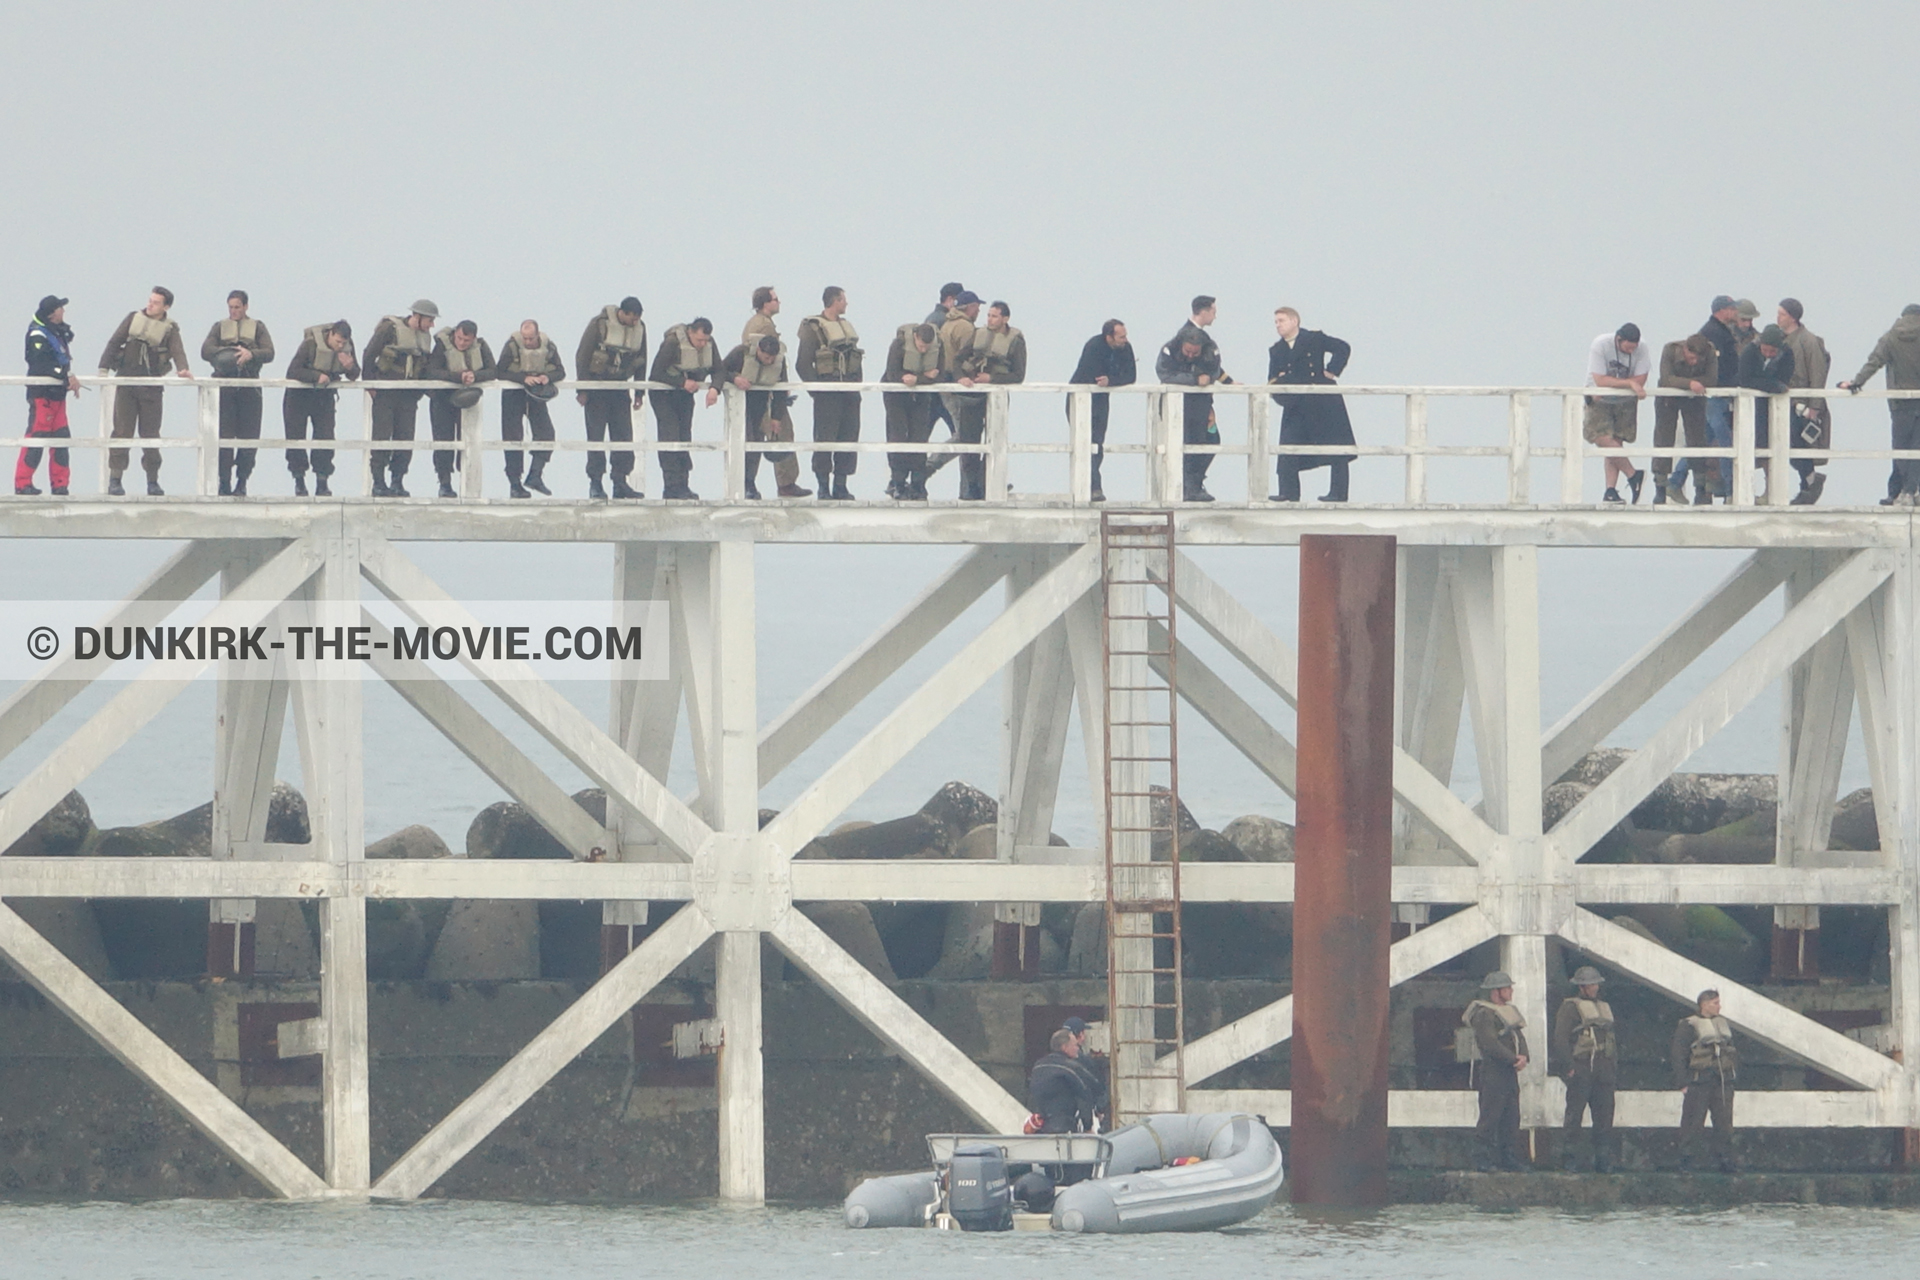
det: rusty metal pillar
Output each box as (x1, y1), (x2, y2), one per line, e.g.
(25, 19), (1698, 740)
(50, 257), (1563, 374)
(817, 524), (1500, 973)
(1291, 534), (1396, 1207)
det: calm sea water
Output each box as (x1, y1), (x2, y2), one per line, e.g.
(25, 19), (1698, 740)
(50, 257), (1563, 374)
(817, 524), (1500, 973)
(0, 1199), (1915, 1280)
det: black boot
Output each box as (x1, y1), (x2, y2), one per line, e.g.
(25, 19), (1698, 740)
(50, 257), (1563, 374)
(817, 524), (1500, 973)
(611, 476), (640, 500)
(314, 476), (331, 497)
(437, 477), (456, 499)
(291, 472), (309, 498)
(232, 474), (249, 498)
(589, 476), (608, 500)
(388, 472), (409, 499)
(524, 462), (550, 495)
(218, 475), (232, 497)
(146, 478), (164, 496)
(816, 474), (832, 500)
(509, 478), (530, 499)
(832, 477), (853, 501)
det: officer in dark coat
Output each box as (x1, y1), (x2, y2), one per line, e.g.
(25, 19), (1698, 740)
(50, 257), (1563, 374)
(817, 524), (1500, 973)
(1268, 307), (1355, 502)
(1066, 320), (1135, 501)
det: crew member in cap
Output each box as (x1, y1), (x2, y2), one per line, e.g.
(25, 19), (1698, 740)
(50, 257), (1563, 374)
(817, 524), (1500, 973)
(1740, 325), (1796, 497)
(17, 295), (79, 497)
(98, 285), (193, 497)
(201, 290), (275, 497)
(1671, 988), (1739, 1172)
(1839, 303), (1920, 506)
(798, 286), (865, 500)
(1732, 299), (1761, 355)
(1689, 296), (1744, 501)
(282, 320), (358, 497)
(363, 300), (439, 497)
(1776, 298), (1832, 504)
(721, 333), (790, 500)
(497, 319), (563, 499)
(575, 297), (648, 500)
(426, 319), (497, 499)
(1553, 966), (1617, 1171)
(923, 282), (965, 466)
(1465, 970), (1529, 1171)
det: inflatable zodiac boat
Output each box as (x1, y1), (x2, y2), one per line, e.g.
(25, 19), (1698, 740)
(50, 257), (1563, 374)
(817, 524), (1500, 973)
(844, 1113), (1283, 1234)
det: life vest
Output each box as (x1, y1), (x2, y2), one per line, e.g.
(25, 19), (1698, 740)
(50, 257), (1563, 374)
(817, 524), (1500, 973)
(1461, 998), (1527, 1059)
(940, 309), (978, 375)
(662, 324), (714, 384)
(1568, 998), (1616, 1063)
(804, 314), (863, 379)
(374, 317), (431, 379)
(894, 324), (940, 379)
(588, 306), (647, 377)
(971, 324), (1022, 378)
(218, 318), (261, 347)
(303, 326), (345, 377)
(125, 311), (177, 375)
(435, 327), (485, 377)
(1686, 1015), (1735, 1073)
(29, 319), (71, 370)
(738, 341), (786, 388)
(504, 333), (556, 379)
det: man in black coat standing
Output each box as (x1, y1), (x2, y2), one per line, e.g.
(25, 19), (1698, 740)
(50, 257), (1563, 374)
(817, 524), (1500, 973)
(1067, 319), (1135, 501)
(1269, 307), (1355, 502)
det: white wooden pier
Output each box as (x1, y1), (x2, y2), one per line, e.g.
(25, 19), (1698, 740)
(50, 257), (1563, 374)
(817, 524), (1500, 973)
(1, 376), (1917, 1199)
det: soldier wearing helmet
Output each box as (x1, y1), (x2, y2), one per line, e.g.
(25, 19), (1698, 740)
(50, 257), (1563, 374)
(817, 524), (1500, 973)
(1464, 970), (1529, 1171)
(1553, 965), (1617, 1171)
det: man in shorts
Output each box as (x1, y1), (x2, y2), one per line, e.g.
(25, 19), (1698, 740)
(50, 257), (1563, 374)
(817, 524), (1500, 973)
(1585, 323), (1649, 503)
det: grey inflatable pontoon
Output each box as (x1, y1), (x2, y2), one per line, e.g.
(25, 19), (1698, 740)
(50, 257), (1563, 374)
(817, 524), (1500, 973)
(843, 1115), (1282, 1234)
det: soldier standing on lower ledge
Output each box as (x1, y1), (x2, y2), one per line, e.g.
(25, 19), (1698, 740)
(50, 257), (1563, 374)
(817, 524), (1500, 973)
(1466, 970), (1529, 1171)
(1672, 988), (1739, 1173)
(1554, 965), (1617, 1172)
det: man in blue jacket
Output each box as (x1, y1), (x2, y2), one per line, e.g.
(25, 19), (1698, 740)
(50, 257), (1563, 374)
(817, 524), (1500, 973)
(18, 296), (79, 496)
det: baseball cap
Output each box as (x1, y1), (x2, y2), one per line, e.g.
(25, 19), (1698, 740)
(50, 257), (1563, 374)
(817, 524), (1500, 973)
(955, 290), (984, 307)
(1063, 1016), (1089, 1034)
(37, 295), (69, 317)
(1710, 294), (1737, 313)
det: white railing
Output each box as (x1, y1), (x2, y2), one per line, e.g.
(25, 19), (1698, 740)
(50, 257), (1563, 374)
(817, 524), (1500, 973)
(1, 375), (1916, 506)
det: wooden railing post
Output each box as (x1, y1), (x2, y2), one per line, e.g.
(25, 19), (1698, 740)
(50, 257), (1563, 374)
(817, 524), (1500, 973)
(1559, 393), (1583, 505)
(1507, 392), (1531, 505)
(1732, 393), (1757, 506)
(1404, 393), (1427, 505)
(197, 381), (220, 498)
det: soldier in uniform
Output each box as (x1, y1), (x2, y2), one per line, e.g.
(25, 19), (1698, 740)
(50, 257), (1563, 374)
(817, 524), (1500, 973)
(282, 320), (357, 497)
(426, 319), (497, 499)
(798, 286), (865, 500)
(1156, 319), (1229, 503)
(724, 334), (790, 497)
(574, 297), (648, 500)
(882, 322), (942, 500)
(1671, 988), (1739, 1172)
(98, 286), (193, 496)
(1553, 965), (1617, 1171)
(1465, 970), (1530, 1171)
(201, 290), (275, 497)
(924, 282), (964, 457)
(956, 298), (1026, 500)
(497, 319), (564, 498)
(743, 287), (805, 497)
(17, 295), (79, 497)
(937, 290), (986, 497)
(648, 318), (723, 501)
(363, 300), (439, 497)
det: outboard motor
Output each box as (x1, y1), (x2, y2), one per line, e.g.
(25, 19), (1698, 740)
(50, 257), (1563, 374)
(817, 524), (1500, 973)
(946, 1142), (1013, 1231)
(1012, 1168), (1056, 1213)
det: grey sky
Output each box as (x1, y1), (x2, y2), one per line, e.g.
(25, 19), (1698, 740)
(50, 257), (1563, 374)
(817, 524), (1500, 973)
(6, 2), (1916, 391)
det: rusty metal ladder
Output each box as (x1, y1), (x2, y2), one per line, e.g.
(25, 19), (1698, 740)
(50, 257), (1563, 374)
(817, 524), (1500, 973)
(1100, 511), (1186, 1123)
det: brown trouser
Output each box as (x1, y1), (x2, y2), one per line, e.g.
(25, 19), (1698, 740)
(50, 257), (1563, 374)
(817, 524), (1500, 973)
(1653, 396), (1711, 489)
(109, 386), (164, 476)
(1562, 1061), (1616, 1164)
(748, 393), (798, 489)
(1679, 1077), (1735, 1167)
(1474, 1061), (1522, 1168)
(810, 384), (861, 480)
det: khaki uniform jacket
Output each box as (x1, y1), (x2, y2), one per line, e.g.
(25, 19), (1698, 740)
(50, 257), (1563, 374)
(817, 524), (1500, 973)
(1782, 325), (1831, 391)
(426, 336), (498, 387)
(1671, 1015), (1740, 1087)
(1469, 1002), (1528, 1066)
(1552, 997), (1617, 1078)
(648, 332), (726, 391)
(200, 319), (276, 376)
(939, 307), (977, 382)
(1657, 341), (1718, 390)
(796, 315), (863, 382)
(286, 335), (360, 386)
(975, 327), (1028, 384)
(364, 318), (432, 386)
(722, 344), (789, 384)
(574, 311), (648, 383)
(497, 337), (566, 386)
(99, 311), (191, 377)
(743, 312), (780, 345)
(883, 334), (942, 384)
